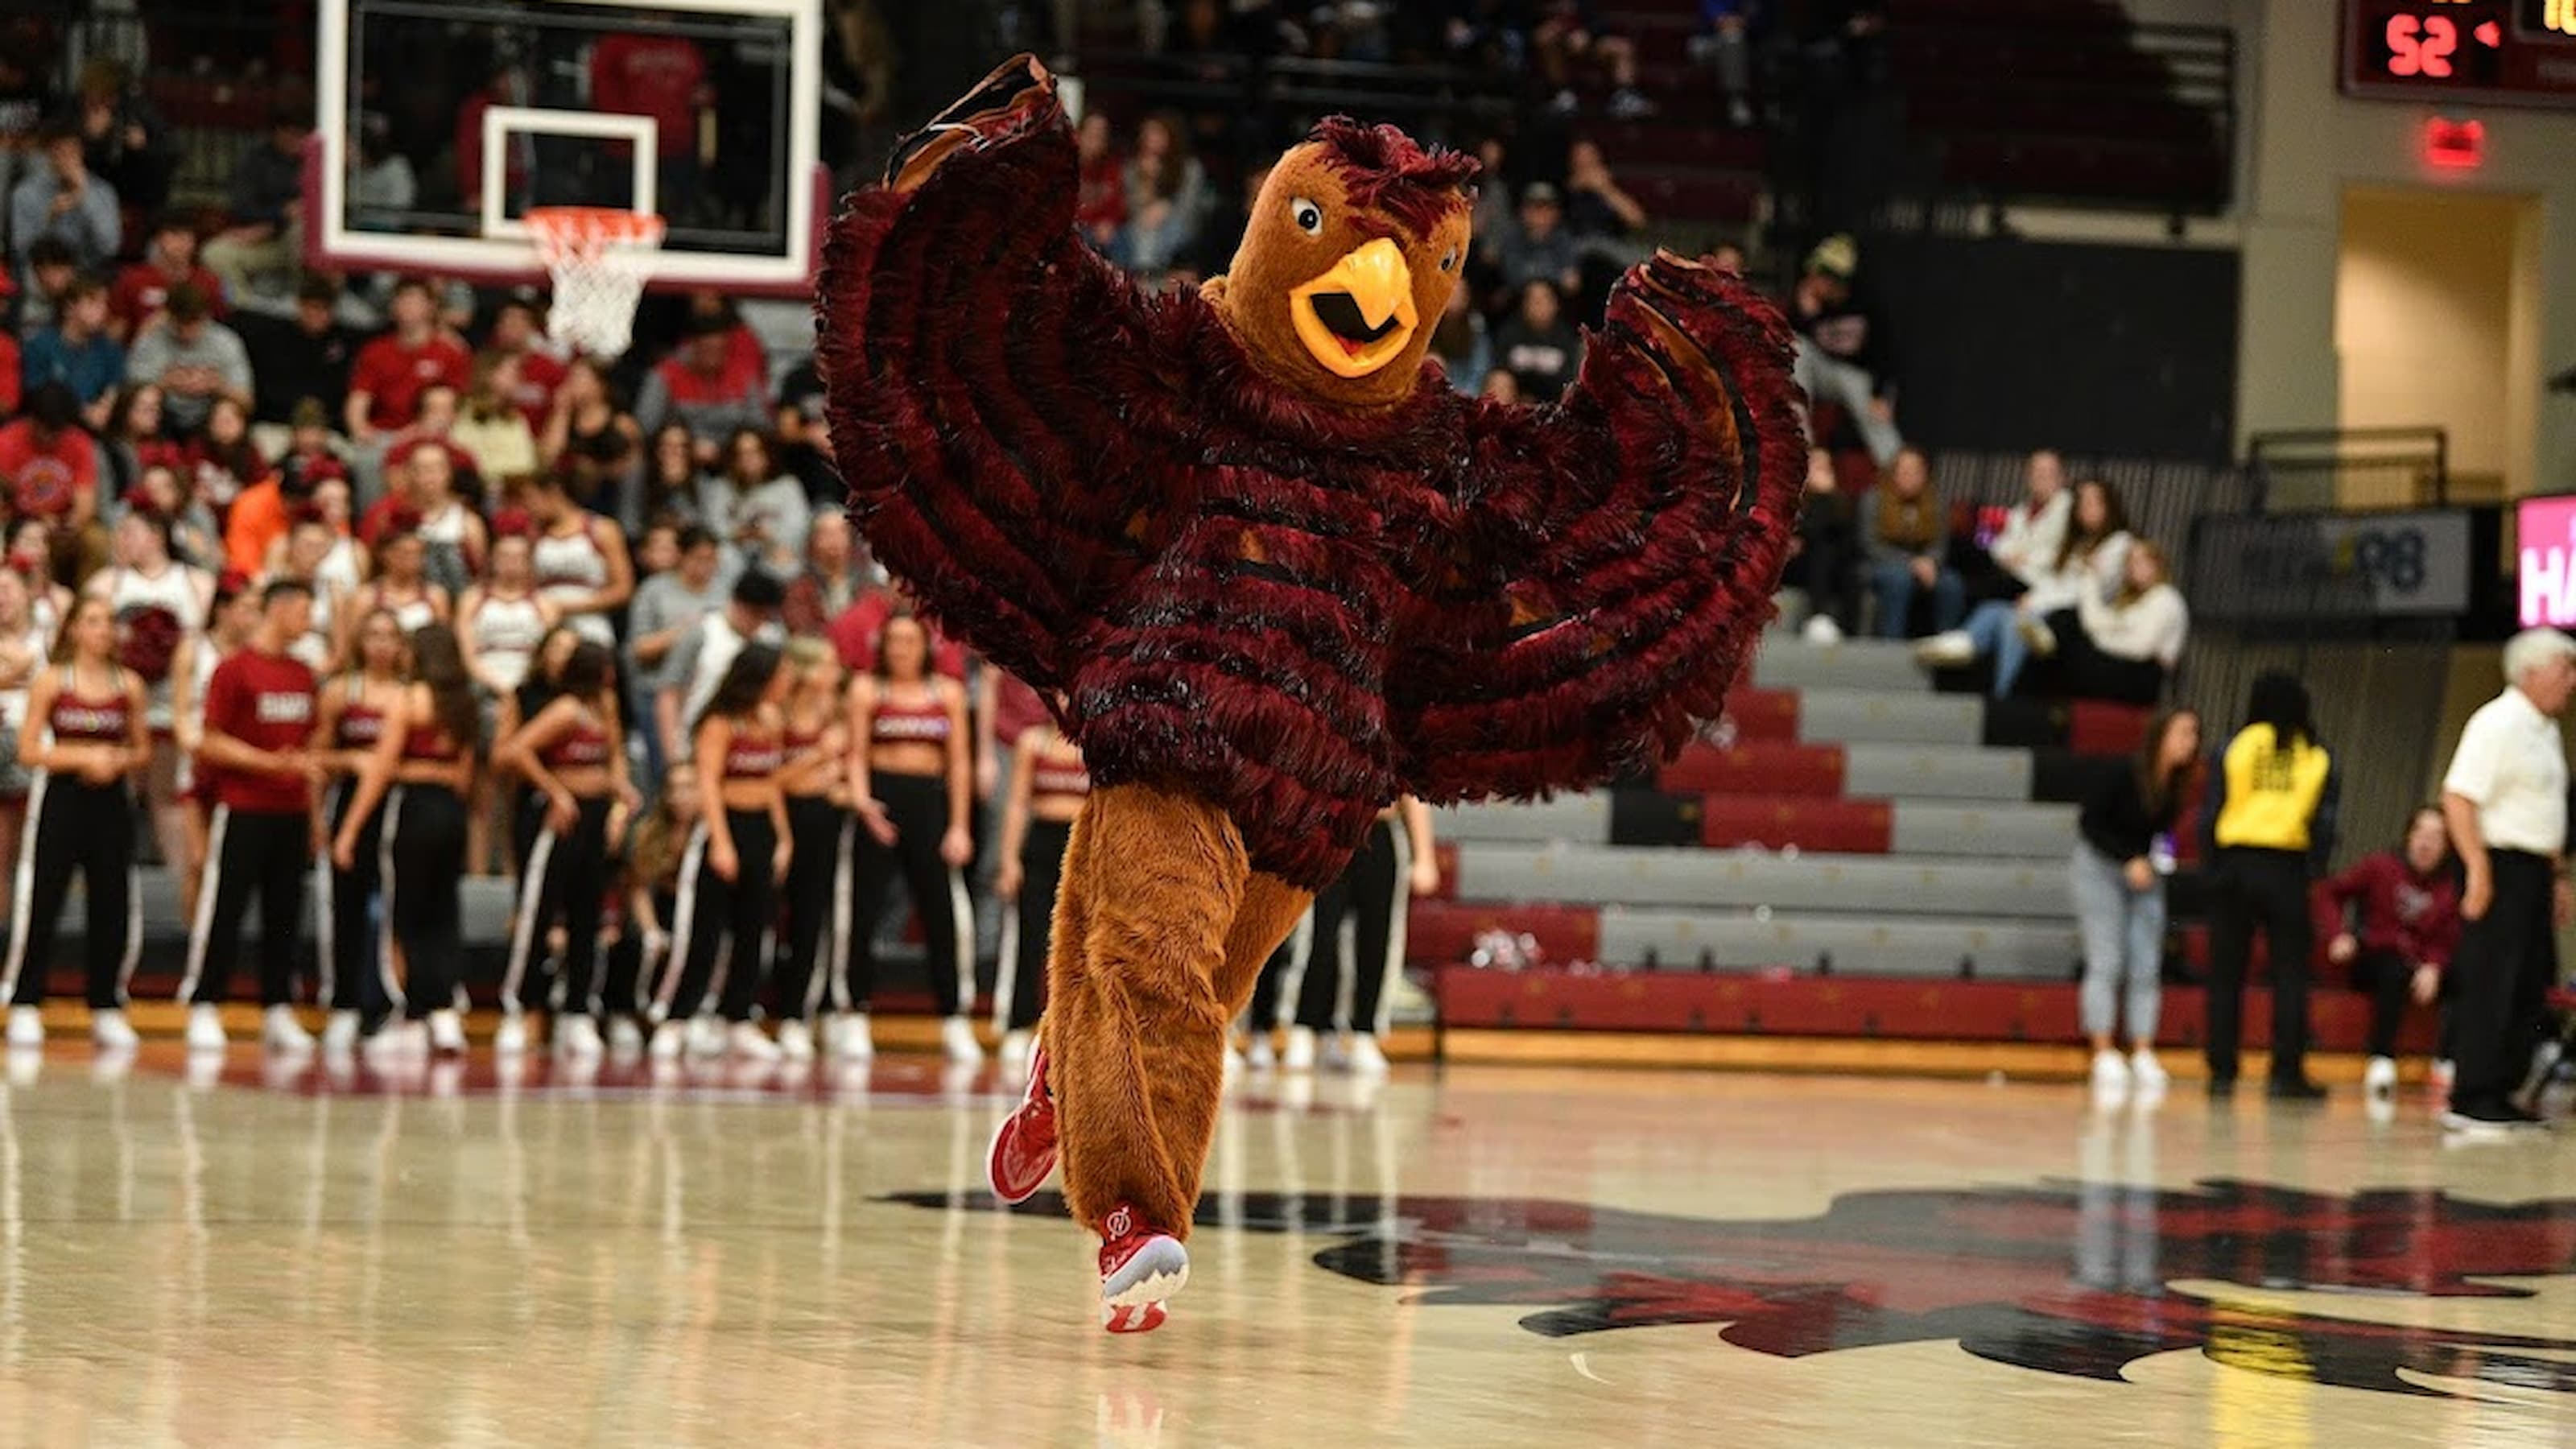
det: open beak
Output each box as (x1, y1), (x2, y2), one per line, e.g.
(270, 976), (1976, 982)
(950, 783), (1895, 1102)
(1288, 237), (1418, 378)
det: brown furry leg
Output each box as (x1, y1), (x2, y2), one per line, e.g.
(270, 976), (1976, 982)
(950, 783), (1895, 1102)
(1046, 783), (1249, 1241)
(1212, 873), (1313, 1018)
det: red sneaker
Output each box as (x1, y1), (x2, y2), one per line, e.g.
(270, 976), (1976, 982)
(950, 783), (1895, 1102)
(1098, 1202), (1188, 1334)
(986, 1043), (1059, 1203)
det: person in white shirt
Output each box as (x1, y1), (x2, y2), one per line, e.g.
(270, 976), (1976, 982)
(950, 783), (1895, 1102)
(1916, 477), (2130, 697)
(1988, 448), (2071, 592)
(657, 568), (786, 771)
(2042, 541), (2188, 704)
(2438, 627), (2576, 1136)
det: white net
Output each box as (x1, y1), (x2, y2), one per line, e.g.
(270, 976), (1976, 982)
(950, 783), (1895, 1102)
(526, 208), (667, 361)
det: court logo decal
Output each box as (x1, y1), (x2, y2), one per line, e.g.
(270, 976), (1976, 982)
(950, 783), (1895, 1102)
(890, 1179), (2576, 1396)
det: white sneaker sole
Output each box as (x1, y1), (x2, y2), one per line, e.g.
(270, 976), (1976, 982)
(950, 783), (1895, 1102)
(1103, 1250), (1190, 1312)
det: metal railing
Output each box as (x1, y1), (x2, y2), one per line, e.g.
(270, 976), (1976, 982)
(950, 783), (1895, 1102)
(2245, 427), (2450, 514)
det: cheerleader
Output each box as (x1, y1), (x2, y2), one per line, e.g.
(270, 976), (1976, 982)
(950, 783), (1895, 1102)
(492, 639), (635, 1059)
(0, 570), (52, 933)
(991, 702), (1085, 1073)
(602, 762), (700, 1055)
(1, 597), (149, 1048)
(335, 624), (480, 1055)
(843, 614), (979, 1063)
(310, 608), (408, 1051)
(770, 639), (849, 1063)
(1280, 799), (1439, 1076)
(651, 644), (791, 1061)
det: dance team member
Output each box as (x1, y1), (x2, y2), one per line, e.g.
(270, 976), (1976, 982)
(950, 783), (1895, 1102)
(652, 645), (791, 1061)
(311, 607), (408, 1050)
(493, 639), (633, 1059)
(843, 613), (978, 1064)
(770, 638), (852, 1063)
(991, 698), (1086, 1073)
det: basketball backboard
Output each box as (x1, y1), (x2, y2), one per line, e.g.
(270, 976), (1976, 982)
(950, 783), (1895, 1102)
(308, 0), (824, 295)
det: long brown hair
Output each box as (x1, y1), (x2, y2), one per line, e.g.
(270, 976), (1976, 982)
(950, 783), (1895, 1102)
(2116, 539), (2171, 606)
(2054, 477), (2130, 574)
(2136, 708), (2201, 816)
(407, 623), (483, 753)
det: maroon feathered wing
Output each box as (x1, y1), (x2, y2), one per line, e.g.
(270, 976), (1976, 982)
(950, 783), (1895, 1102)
(1388, 254), (1807, 803)
(811, 58), (1191, 694)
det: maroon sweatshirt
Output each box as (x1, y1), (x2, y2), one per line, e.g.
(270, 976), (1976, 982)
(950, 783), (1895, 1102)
(2313, 852), (2461, 972)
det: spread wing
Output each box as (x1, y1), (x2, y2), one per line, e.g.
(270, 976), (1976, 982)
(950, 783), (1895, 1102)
(815, 56), (1198, 692)
(1390, 254), (1806, 802)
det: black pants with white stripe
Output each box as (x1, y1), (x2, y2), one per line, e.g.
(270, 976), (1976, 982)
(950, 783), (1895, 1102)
(318, 783), (392, 1022)
(662, 809), (777, 1024)
(185, 806), (309, 1007)
(774, 795), (848, 1022)
(5, 774), (136, 1009)
(1296, 820), (1406, 1037)
(2450, 849), (2560, 1115)
(1000, 817), (1070, 1032)
(386, 786), (469, 1021)
(845, 772), (969, 1017)
(504, 796), (611, 1018)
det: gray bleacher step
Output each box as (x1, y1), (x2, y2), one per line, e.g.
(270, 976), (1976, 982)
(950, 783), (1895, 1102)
(1594, 906), (2079, 981)
(1889, 801), (2079, 859)
(1436, 795), (1612, 845)
(1749, 638), (1928, 694)
(1454, 844), (2075, 919)
(1781, 688), (1983, 748)
(1842, 743), (2032, 801)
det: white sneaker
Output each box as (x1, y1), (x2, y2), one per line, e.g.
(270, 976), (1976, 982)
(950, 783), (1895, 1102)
(555, 1014), (605, 1062)
(2128, 1050), (2169, 1092)
(6, 1005), (42, 1048)
(778, 1019), (816, 1063)
(1800, 613), (1844, 646)
(997, 1027), (1032, 1073)
(1346, 1034), (1390, 1077)
(2090, 1048), (2130, 1096)
(427, 1009), (467, 1055)
(728, 1022), (782, 1062)
(607, 1017), (646, 1057)
(1247, 1034), (1276, 1071)
(941, 1015), (984, 1065)
(1319, 1032), (1352, 1072)
(186, 1004), (228, 1053)
(264, 1005), (315, 1053)
(649, 1020), (687, 1061)
(1913, 630), (1976, 667)
(90, 1009), (138, 1051)
(321, 1010), (361, 1054)
(2364, 1055), (2398, 1097)
(685, 1014), (727, 1058)
(835, 1012), (876, 1062)
(493, 1015), (529, 1055)
(1282, 1026), (1318, 1072)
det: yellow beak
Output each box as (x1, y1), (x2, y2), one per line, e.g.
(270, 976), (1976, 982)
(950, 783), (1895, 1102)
(1288, 237), (1420, 378)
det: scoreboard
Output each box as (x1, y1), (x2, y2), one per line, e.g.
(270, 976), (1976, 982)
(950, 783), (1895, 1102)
(2342, 0), (2576, 108)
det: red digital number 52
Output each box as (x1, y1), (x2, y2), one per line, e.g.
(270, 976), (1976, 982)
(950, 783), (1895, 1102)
(2387, 14), (2459, 77)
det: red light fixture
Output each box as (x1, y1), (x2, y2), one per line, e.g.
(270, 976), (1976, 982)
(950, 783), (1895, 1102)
(2423, 115), (2485, 169)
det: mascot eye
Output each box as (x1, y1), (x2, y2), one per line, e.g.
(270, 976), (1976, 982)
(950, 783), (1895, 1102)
(1290, 196), (1324, 236)
(1439, 246), (1459, 273)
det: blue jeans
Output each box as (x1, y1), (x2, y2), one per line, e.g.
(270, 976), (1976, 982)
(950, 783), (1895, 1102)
(2070, 844), (2166, 1042)
(1963, 600), (2033, 698)
(1869, 558), (1964, 639)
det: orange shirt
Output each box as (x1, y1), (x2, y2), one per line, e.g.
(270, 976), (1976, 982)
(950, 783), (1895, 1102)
(225, 477), (290, 578)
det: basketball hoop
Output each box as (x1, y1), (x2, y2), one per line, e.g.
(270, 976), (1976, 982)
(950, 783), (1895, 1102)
(526, 206), (667, 361)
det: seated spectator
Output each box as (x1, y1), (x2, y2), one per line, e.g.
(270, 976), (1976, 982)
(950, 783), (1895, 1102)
(0, 320), (14, 416)
(1563, 139), (1646, 242)
(124, 285), (254, 436)
(237, 275), (361, 428)
(1114, 112), (1210, 281)
(349, 114), (417, 229)
(1692, 1), (1760, 127)
(1534, 2), (1655, 118)
(1918, 477), (2131, 696)
(660, 565), (787, 762)
(340, 516), (452, 657)
(0, 48), (56, 214)
(102, 382), (191, 500)
(11, 237), (79, 332)
(2316, 805), (2460, 1099)
(1468, 136), (1514, 246)
(1429, 283), (1490, 395)
(1986, 448), (2071, 596)
(1488, 183), (1581, 299)
(10, 124), (119, 279)
(636, 422), (707, 528)
(361, 439), (485, 598)
(122, 461), (223, 573)
(451, 353), (542, 489)
(1479, 368), (1521, 404)
(1493, 280), (1583, 402)
(69, 58), (171, 218)
(636, 315), (769, 464)
(539, 356), (642, 520)
(111, 215), (226, 343)
(225, 424), (316, 578)
(1073, 111), (1127, 250)
(701, 427), (811, 576)
(192, 396), (269, 514)
(525, 465), (634, 646)
(776, 398), (841, 507)
(0, 385), (105, 582)
(458, 525), (558, 698)
(19, 274), (122, 428)
(275, 398), (352, 497)
(1782, 446), (1860, 643)
(1863, 446), (1962, 639)
(484, 297), (566, 427)
(626, 522), (730, 782)
(2024, 540), (2188, 705)
(1790, 233), (1901, 465)
(782, 513), (874, 638)
(345, 277), (474, 452)
(203, 102), (311, 306)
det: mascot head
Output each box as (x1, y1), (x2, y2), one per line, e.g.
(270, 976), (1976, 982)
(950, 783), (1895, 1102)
(1212, 118), (1479, 411)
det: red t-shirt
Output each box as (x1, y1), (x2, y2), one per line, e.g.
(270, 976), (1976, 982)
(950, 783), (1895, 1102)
(349, 332), (474, 431)
(202, 646), (318, 814)
(828, 592), (968, 680)
(993, 671), (1052, 745)
(110, 261), (229, 336)
(508, 349), (568, 427)
(0, 333), (18, 418)
(0, 419), (98, 522)
(588, 33), (707, 151)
